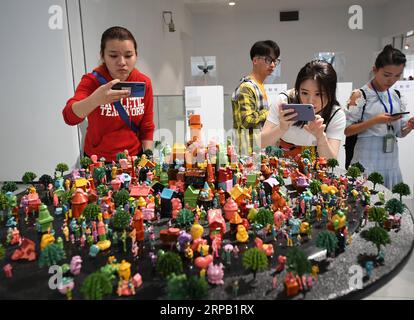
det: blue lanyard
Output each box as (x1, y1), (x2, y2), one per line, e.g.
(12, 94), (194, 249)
(371, 81), (393, 114)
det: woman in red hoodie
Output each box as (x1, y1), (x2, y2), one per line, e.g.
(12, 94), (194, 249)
(63, 26), (155, 162)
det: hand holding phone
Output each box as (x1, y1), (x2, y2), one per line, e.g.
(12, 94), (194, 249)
(112, 82), (146, 98)
(282, 104), (316, 122)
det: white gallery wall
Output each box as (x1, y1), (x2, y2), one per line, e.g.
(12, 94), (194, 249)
(190, 4), (384, 94)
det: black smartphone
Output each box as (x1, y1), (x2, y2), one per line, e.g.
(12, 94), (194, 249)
(112, 82), (146, 97)
(282, 104), (316, 121)
(391, 111), (410, 117)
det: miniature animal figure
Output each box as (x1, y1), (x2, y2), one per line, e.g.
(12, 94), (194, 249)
(207, 263), (225, 285)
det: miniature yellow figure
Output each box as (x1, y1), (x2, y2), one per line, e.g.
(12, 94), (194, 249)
(236, 224), (249, 243)
(111, 166), (118, 180)
(62, 224), (70, 242)
(118, 260), (131, 281)
(190, 219), (204, 240)
(311, 265), (319, 277)
(40, 233), (55, 250)
(64, 179), (71, 191)
(315, 204), (322, 222)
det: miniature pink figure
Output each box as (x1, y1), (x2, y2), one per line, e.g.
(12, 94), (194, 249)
(70, 234), (75, 244)
(53, 194), (59, 207)
(132, 273), (142, 288)
(232, 245), (239, 258)
(212, 236), (222, 258)
(276, 255), (287, 272)
(273, 274), (277, 289)
(207, 263), (225, 285)
(3, 264), (13, 278)
(171, 198), (182, 220)
(132, 241), (139, 259)
(274, 211), (285, 230)
(70, 256), (83, 276)
(92, 221), (98, 243)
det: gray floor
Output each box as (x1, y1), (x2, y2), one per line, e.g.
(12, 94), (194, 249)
(364, 198), (414, 300)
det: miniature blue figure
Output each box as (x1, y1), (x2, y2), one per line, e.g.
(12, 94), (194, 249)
(365, 261), (374, 278)
(89, 244), (100, 257)
(6, 216), (17, 228)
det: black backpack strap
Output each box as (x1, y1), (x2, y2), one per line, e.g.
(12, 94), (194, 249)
(394, 89), (401, 99)
(359, 88), (367, 121)
(324, 107), (341, 132)
(279, 91), (291, 103)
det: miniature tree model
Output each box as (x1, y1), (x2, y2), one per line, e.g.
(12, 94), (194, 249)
(385, 198), (405, 216)
(368, 206), (388, 227)
(96, 184), (109, 197)
(327, 158), (339, 174)
(392, 183), (411, 202)
(265, 146), (283, 158)
(254, 208), (274, 229)
(38, 244), (66, 267)
(166, 274), (209, 300)
(113, 189), (130, 208)
(83, 203), (101, 222)
(22, 172), (37, 185)
(60, 189), (74, 207)
(176, 208), (194, 227)
(1, 181), (17, 193)
(0, 244), (5, 260)
(242, 248), (268, 280)
(55, 163), (69, 178)
(363, 226), (391, 256)
(93, 167), (106, 186)
(309, 179), (322, 196)
(38, 174), (53, 190)
(116, 152), (127, 161)
(80, 271), (113, 300)
(286, 247), (311, 281)
(352, 162), (365, 173)
(316, 230), (339, 258)
(80, 156), (92, 169)
(346, 166), (361, 182)
(368, 172), (384, 191)
(157, 252), (183, 279)
(112, 207), (131, 231)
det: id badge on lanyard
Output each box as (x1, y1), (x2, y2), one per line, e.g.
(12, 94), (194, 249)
(383, 125), (395, 153)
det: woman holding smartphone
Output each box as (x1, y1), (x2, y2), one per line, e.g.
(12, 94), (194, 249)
(261, 60), (346, 159)
(345, 45), (414, 189)
(63, 26), (154, 162)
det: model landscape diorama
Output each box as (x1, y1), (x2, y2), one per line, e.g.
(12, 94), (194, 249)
(0, 115), (411, 300)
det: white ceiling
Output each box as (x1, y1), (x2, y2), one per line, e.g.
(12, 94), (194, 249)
(184, 0), (390, 14)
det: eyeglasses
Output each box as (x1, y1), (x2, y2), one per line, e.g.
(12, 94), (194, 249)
(258, 56), (281, 66)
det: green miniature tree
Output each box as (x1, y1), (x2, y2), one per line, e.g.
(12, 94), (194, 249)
(83, 203), (101, 221)
(392, 183), (411, 202)
(59, 189), (74, 206)
(242, 248), (268, 280)
(80, 156), (92, 169)
(1, 181), (17, 193)
(112, 207), (131, 231)
(346, 166), (361, 181)
(368, 206), (388, 227)
(116, 152), (127, 161)
(113, 189), (130, 208)
(38, 244), (66, 267)
(55, 163), (69, 178)
(157, 252), (183, 279)
(22, 171), (37, 185)
(176, 208), (194, 227)
(265, 146), (283, 158)
(93, 167), (106, 186)
(0, 192), (8, 211)
(0, 244), (5, 260)
(254, 208), (274, 228)
(286, 247), (312, 279)
(385, 198), (405, 216)
(316, 230), (339, 258)
(80, 271), (113, 300)
(368, 172), (384, 191)
(363, 226), (391, 256)
(166, 274), (209, 300)
(352, 162), (365, 173)
(309, 179), (322, 196)
(96, 184), (109, 197)
(327, 158), (339, 173)
(38, 174), (53, 190)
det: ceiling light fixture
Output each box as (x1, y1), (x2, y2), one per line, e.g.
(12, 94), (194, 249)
(229, 1), (236, 6)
